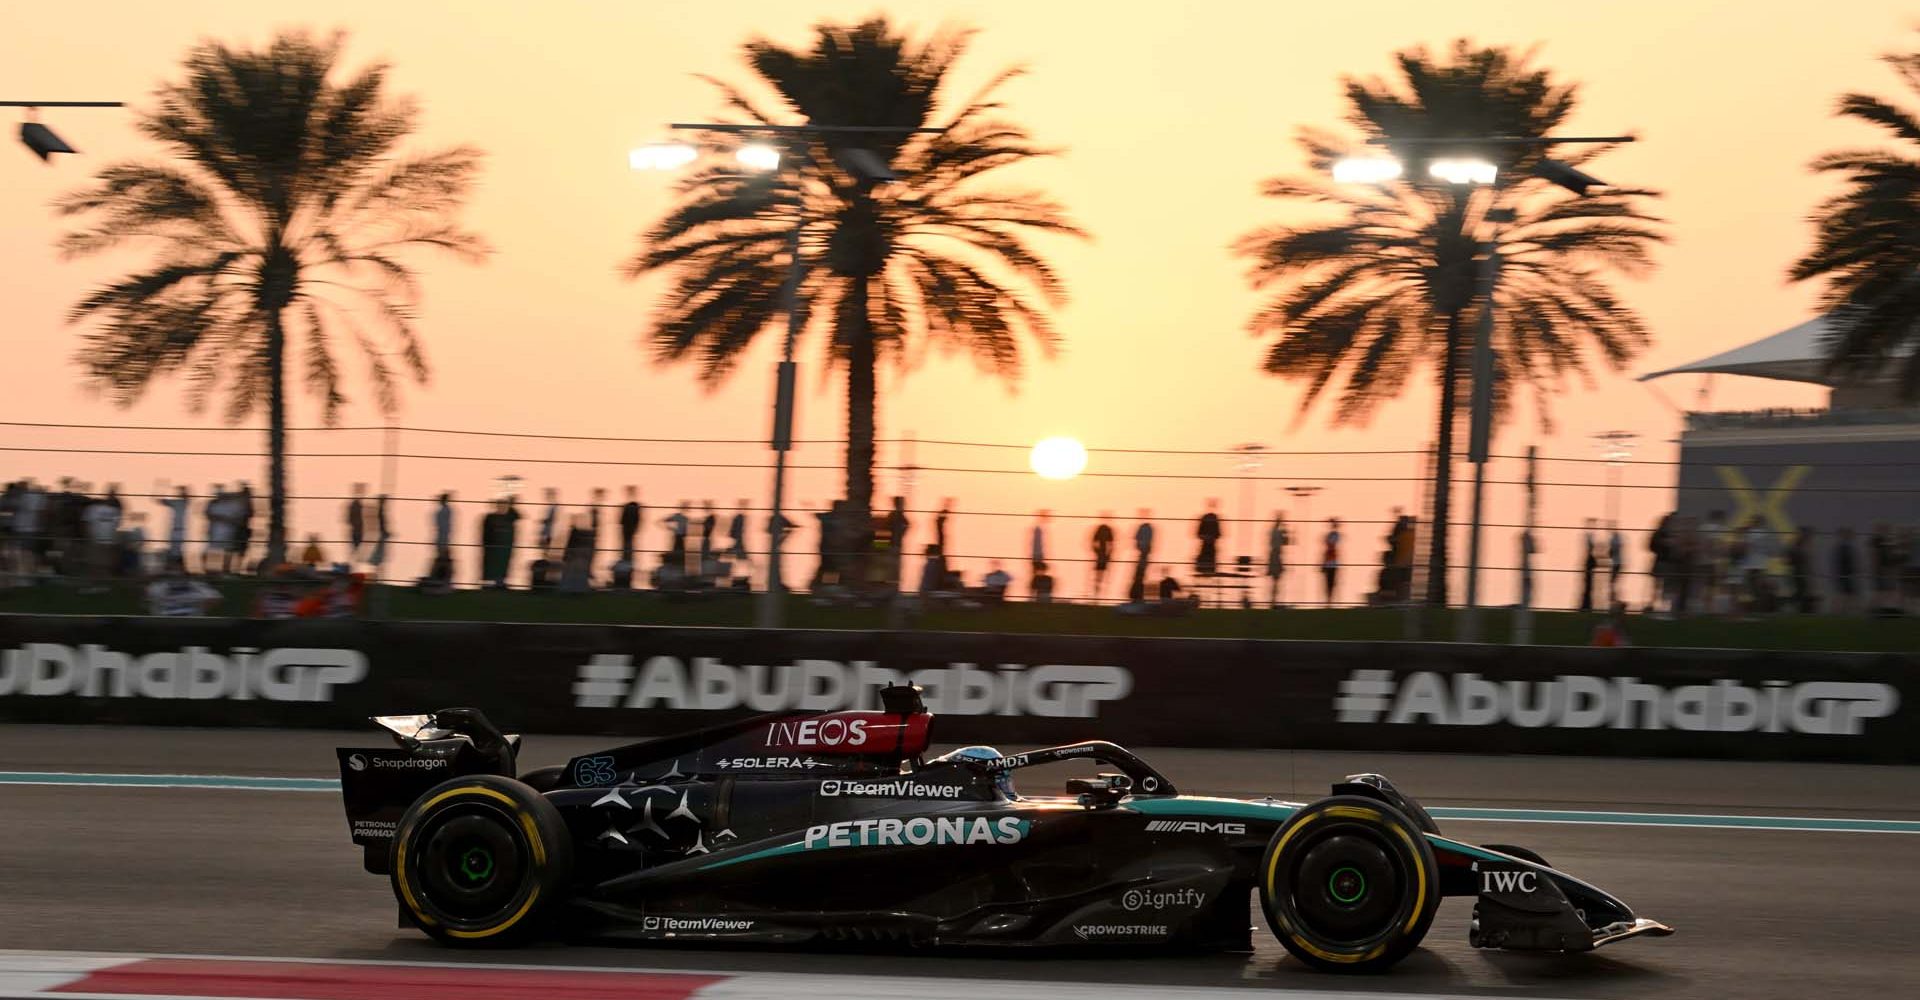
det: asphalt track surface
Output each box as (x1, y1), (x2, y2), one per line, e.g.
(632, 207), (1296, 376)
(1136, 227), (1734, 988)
(4, 725), (1918, 999)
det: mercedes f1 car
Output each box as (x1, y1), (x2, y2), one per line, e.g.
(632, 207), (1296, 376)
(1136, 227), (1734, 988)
(336, 685), (1671, 972)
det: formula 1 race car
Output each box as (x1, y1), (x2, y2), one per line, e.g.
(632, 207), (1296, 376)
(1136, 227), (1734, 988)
(336, 686), (1672, 972)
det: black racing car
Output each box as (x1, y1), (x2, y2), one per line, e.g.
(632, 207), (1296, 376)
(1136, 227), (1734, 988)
(336, 685), (1671, 972)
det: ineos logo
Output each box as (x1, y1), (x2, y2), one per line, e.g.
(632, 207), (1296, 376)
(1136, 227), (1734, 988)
(765, 717), (869, 748)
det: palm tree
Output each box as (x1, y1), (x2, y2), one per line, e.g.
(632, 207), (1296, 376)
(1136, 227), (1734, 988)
(58, 31), (486, 566)
(625, 18), (1084, 520)
(1792, 40), (1920, 396)
(1233, 42), (1663, 605)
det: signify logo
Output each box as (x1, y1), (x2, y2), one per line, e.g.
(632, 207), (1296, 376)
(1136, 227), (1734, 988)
(803, 816), (1028, 849)
(573, 656), (1130, 718)
(1121, 887), (1205, 912)
(0, 644), (367, 702)
(1334, 670), (1899, 735)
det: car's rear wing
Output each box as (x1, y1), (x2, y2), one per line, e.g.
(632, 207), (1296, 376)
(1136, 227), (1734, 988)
(337, 707), (522, 874)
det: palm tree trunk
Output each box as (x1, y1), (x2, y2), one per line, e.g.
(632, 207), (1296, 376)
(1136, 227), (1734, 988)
(264, 307), (289, 569)
(844, 277), (877, 519)
(1425, 309), (1463, 606)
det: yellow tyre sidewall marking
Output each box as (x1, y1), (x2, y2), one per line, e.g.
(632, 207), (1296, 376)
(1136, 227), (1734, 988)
(1263, 804), (1423, 964)
(394, 785), (545, 938)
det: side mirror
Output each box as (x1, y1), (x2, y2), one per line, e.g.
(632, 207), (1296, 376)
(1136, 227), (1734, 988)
(1066, 772), (1133, 809)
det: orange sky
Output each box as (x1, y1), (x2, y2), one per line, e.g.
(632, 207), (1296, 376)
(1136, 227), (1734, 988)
(0, 1), (1893, 606)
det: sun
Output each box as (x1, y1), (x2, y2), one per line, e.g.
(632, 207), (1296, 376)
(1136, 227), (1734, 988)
(1029, 436), (1088, 481)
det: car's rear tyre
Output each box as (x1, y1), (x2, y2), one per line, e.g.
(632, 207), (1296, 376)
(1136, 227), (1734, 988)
(390, 774), (571, 946)
(1259, 795), (1440, 973)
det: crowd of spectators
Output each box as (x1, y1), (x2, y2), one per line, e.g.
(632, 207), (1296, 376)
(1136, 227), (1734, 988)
(1644, 510), (1920, 617)
(9, 474), (1918, 621)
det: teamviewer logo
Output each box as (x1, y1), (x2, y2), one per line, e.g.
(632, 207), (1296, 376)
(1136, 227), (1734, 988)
(1335, 670), (1397, 723)
(574, 655), (635, 708)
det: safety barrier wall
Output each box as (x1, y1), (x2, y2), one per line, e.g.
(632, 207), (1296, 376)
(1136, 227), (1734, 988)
(0, 615), (1912, 763)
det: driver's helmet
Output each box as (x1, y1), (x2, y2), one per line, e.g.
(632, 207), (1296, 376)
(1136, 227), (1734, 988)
(932, 744), (1016, 799)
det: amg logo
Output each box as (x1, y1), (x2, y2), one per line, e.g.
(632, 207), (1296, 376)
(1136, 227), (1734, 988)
(1334, 670), (1899, 736)
(572, 657), (1130, 718)
(644, 916), (755, 932)
(1145, 820), (1247, 835)
(1479, 869), (1540, 894)
(0, 644), (367, 702)
(821, 779), (968, 799)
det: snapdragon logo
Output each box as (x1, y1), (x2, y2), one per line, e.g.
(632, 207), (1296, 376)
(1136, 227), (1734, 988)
(573, 656), (1129, 718)
(803, 816), (1028, 849)
(1334, 670), (1899, 736)
(0, 644), (367, 702)
(371, 757), (447, 770)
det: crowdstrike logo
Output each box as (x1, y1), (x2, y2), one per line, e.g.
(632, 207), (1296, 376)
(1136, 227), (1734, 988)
(1073, 924), (1168, 940)
(0, 644), (367, 702)
(572, 656), (1130, 718)
(1334, 670), (1899, 735)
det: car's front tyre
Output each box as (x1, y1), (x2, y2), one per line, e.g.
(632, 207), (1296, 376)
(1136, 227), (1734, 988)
(390, 774), (571, 946)
(1258, 795), (1440, 972)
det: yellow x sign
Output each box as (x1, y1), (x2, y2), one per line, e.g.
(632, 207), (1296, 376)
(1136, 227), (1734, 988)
(1715, 465), (1811, 535)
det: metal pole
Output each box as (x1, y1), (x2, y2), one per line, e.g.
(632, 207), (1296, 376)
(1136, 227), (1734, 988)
(757, 202), (807, 629)
(1514, 445), (1538, 645)
(371, 421), (398, 616)
(1460, 231), (1503, 643)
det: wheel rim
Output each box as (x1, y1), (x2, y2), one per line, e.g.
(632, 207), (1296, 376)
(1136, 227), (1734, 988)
(412, 802), (529, 926)
(1285, 824), (1408, 946)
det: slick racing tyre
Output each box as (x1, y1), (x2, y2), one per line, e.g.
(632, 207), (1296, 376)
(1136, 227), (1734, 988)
(1259, 795), (1440, 973)
(391, 774), (572, 946)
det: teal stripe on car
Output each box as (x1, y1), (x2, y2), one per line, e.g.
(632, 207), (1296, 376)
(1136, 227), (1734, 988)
(0, 771), (337, 792)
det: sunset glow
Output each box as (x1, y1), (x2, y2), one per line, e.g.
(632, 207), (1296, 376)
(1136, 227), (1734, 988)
(1030, 437), (1088, 481)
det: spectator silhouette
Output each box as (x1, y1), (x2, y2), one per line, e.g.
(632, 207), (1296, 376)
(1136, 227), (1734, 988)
(1131, 509), (1155, 603)
(619, 487), (642, 567)
(1579, 519), (1600, 612)
(345, 483), (367, 569)
(1320, 518), (1341, 607)
(1195, 500), (1221, 576)
(1090, 514), (1115, 600)
(1266, 512), (1289, 607)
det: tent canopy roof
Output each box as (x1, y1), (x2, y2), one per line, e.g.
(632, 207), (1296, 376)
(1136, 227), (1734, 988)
(1637, 316), (1845, 386)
